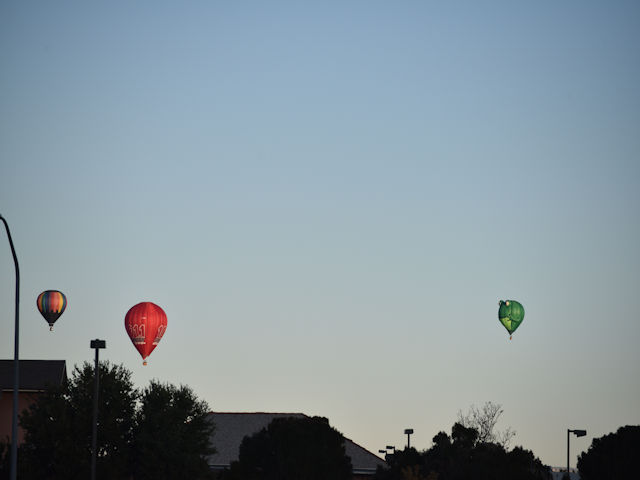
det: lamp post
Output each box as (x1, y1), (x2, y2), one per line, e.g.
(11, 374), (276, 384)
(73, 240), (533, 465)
(567, 429), (586, 477)
(1, 215), (20, 480)
(379, 446), (396, 461)
(404, 429), (414, 449)
(90, 339), (106, 480)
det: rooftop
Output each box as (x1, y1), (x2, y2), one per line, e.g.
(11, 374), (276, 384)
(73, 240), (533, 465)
(0, 360), (67, 392)
(206, 412), (386, 476)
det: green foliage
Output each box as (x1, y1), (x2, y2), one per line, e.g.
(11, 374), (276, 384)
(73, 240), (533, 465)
(374, 447), (427, 480)
(506, 447), (551, 479)
(19, 362), (137, 480)
(12, 361), (214, 480)
(133, 381), (215, 480)
(227, 416), (352, 480)
(375, 422), (550, 480)
(577, 425), (640, 480)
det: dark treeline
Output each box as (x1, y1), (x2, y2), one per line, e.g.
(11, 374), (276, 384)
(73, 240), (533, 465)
(2, 367), (637, 480)
(374, 422), (550, 480)
(0, 361), (215, 480)
(576, 425), (639, 480)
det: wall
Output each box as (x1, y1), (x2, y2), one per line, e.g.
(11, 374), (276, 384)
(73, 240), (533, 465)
(0, 391), (38, 444)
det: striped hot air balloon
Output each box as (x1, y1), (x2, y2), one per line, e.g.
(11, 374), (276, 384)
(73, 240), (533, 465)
(124, 302), (168, 365)
(37, 290), (67, 331)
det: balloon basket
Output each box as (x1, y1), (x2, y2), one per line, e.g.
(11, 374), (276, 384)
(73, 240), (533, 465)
(49, 325), (54, 332)
(509, 335), (512, 340)
(143, 360), (147, 366)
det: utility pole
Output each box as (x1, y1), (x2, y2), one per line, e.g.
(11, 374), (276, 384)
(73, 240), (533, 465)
(1, 215), (20, 480)
(567, 428), (587, 477)
(404, 429), (414, 449)
(90, 339), (106, 480)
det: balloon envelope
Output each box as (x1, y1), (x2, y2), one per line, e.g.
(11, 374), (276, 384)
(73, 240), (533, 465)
(498, 300), (524, 337)
(124, 302), (167, 365)
(37, 290), (67, 330)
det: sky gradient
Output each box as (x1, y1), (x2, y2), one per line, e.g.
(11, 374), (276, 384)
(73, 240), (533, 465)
(1, 1), (639, 469)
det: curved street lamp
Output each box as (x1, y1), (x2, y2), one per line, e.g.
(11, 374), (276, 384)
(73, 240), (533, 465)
(567, 428), (587, 477)
(0, 214), (20, 480)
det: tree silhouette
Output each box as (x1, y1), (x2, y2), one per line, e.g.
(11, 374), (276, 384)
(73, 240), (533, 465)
(375, 421), (550, 480)
(457, 401), (515, 448)
(375, 447), (426, 480)
(577, 425), (640, 480)
(18, 362), (137, 480)
(227, 416), (352, 480)
(3, 362), (214, 480)
(132, 381), (215, 480)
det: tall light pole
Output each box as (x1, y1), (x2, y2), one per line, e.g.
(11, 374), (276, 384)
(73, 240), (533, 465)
(404, 429), (414, 449)
(90, 339), (106, 480)
(567, 428), (586, 477)
(1, 215), (20, 480)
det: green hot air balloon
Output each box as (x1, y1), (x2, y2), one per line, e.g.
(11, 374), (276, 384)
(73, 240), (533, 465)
(498, 300), (524, 340)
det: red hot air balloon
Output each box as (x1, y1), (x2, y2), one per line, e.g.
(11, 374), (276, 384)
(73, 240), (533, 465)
(124, 302), (167, 365)
(37, 290), (67, 331)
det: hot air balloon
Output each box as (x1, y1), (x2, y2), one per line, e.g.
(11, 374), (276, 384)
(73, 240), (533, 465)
(498, 299), (524, 340)
(124, 302), (167, 365)
(37, 290), (67, 331)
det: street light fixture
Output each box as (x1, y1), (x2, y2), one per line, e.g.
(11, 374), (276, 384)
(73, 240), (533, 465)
(379, 445), (396, 461)
(1, 215), (20, 480)
(404, 429), (414, 449)
(567, 428), (587, 477)
(90, 339), (106, 480)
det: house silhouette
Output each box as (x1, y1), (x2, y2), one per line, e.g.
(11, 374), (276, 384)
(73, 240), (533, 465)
(0, 360), (67, 444)
(206, 412), (386, 479)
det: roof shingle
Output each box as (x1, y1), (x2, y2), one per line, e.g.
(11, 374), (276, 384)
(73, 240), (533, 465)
(0, 360), (67, 391)
(206, 412), (385, 475)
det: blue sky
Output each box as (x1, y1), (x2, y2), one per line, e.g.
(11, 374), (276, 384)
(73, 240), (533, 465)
(1, 1), (639, 468)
